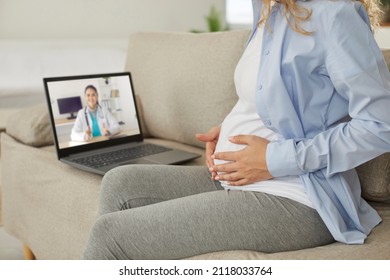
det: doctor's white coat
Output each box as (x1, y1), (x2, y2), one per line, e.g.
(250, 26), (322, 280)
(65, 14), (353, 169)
(70, 106), (120, 141)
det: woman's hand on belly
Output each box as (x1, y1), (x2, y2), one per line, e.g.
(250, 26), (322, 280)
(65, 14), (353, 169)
(196, 126), (221, 179)
(211, 135), (273, 186)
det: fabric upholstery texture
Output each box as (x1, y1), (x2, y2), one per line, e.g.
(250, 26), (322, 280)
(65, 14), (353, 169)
(6, 104), (52, 147)
(356, 153), (390, 202)
(1, 133), (101, 259)
(0, 155), (2, 225)
(0, 109), (19, 133)
(134, 94), (150, 138)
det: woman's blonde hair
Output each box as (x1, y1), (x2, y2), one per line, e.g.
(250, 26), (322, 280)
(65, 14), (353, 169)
(258, 0), (384, 35)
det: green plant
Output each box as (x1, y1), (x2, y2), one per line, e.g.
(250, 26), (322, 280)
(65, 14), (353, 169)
(380, 0), (390, 22)
(191, 5), (229, 33)
(381, 0), (390, 6)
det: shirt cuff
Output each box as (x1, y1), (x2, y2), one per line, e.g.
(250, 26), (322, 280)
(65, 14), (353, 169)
(266, 139), (305, 177)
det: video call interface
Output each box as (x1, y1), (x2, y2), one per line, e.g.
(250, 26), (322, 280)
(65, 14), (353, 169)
(46, 74), (141, 149)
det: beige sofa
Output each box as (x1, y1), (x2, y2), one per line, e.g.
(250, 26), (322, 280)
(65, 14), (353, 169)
(1, 30), (390, 260)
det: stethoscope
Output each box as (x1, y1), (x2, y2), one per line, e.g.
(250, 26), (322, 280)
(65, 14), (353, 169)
(84, 104), (103, 128)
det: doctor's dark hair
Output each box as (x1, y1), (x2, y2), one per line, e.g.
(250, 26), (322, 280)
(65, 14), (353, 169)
(84, 85), (98, 95)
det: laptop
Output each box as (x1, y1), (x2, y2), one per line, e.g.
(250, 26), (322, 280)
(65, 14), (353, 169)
(43, 72), (200, 175)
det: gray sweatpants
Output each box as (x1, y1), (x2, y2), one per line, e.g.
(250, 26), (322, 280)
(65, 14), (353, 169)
(83, 165), (334, 259)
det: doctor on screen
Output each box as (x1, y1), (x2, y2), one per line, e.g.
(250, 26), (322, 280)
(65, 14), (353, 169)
(71, 85), (120, 142)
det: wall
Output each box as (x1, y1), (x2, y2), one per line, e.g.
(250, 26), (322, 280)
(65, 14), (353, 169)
(0, 0), (226, 39)
(375, 27), (390, 49)
(0, 0), (226, 108)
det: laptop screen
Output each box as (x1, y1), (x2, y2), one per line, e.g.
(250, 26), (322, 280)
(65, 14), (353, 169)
(44, 72), (143, 158)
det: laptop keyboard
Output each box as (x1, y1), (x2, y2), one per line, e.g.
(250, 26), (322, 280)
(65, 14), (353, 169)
(71, 144), (172, 168)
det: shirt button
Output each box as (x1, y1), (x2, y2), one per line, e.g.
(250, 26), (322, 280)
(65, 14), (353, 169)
(264, 50), (270, 55)
(257, 84), (263, 91)
(265, 120), (272, 126)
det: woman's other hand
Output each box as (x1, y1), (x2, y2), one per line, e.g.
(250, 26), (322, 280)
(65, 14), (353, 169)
(211, 135), (273, 186)
(196, 126), (221, 179)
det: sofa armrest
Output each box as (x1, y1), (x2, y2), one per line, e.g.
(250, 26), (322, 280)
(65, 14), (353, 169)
(1, 133), (101, 259)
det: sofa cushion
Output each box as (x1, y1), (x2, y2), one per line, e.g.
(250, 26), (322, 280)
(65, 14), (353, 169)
(134, 95), (150, 138)
(125, 30), (250, 148)
(356, 153), (390, 203)
(6, 104), (53, 147)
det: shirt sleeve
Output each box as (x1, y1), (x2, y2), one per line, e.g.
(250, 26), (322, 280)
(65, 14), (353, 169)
(266, 2), (390, 178)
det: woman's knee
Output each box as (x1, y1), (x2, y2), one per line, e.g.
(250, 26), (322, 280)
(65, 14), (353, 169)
(99, 165), (143, 214)
(83, 214), (127, 260)
(101, 166), (130, 194)
(100, 165), (152, 195)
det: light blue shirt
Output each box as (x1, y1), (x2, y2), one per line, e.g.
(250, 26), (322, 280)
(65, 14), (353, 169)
(250, 0), (390, 244)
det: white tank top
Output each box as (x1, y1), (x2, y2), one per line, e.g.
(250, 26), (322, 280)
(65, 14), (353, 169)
(214, 28), (313, 208)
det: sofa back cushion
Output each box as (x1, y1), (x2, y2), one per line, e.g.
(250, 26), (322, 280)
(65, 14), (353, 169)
(356, 152), (390, 202)
(5, 104), (53, 147)
(125, 30), (250, 148)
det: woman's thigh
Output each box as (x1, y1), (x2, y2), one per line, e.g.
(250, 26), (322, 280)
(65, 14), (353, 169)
(98, 165), (221, 215)
(84, 190), (334, 259)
